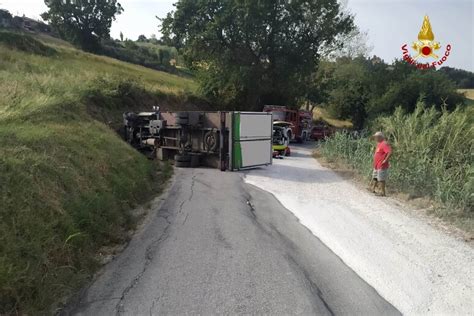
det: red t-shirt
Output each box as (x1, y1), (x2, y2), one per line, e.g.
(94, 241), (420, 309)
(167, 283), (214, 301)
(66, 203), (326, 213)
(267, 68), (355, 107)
(374, 140), (392, 170)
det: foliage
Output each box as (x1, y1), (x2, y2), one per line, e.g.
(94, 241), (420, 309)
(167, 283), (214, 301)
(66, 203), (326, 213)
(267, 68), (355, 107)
(370, 64), (465, 115)
(325, 58), (369, 129)
(0, 9), (12, 21)
(321, 104), (473, 222)
(313, 57), (466, 127)
(0, 31), (196, 314)
(439, 66), (474, 89)
(0, 31), (56, 56)
(41, 0), (123, 52)
(100, 38), (182, 74)
(161, 0), (354, 110)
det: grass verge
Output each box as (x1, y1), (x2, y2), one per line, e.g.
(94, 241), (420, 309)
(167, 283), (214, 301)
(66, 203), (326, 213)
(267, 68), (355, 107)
(0, 31), (193, 314)
(319, 103), (473, 234)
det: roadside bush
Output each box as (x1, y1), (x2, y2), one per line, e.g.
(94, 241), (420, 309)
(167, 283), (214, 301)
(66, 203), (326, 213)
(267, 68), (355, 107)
(321, 103), (473, 216)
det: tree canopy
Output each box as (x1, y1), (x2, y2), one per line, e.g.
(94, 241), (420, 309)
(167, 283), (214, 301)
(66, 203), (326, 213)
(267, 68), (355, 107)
(313, 57), (466, 129)
(161, 0), (354, 110)
(42, 0), (123, 52)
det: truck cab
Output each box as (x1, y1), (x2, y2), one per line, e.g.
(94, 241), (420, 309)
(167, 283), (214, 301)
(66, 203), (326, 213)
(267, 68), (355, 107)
(263, 105), (313, 143)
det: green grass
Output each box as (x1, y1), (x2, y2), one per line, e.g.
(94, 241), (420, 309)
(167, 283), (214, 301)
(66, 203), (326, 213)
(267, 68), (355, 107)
(320, 104), (473, 233)
(0, 31), (194, 314)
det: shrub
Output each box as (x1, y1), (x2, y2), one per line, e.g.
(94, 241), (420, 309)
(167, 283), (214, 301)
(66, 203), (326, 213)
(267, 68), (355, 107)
(0, 31), (56, 56)
(321, 103), (473, 214)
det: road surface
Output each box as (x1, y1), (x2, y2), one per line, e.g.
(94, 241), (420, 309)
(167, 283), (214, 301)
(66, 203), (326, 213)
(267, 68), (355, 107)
(67, 165), (400, 315)
(245, 145), (474, 315)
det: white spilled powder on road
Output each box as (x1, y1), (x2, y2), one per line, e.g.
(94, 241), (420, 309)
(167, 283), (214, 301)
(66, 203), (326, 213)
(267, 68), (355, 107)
(244, 147), (474, 315)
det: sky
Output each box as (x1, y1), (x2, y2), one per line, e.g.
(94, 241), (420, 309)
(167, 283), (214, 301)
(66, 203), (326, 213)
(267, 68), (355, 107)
(1, 0), (472, 71)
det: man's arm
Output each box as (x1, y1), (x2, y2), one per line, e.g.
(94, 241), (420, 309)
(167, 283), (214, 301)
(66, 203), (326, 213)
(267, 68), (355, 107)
(382, 151), (392, 165)
(382, 144), (392, 164)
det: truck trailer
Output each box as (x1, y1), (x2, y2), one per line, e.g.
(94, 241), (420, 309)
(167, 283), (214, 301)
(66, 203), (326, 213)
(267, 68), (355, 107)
(123, 109), (273, 171)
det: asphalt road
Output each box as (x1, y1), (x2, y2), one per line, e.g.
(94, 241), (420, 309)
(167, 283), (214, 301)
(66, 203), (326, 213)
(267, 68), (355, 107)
(67, 167), (400, 315)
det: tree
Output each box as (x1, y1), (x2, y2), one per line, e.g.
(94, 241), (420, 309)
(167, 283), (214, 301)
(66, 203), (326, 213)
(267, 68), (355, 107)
(322, 0), (372, 59)
(42, 0), (123, 52)
(161, 0), (354, 110)
(317, 57), (465, 128)
(158, 48), (171, 65)
(305, 60), (337, 111)
(120, 31), (124, 42)
(137, 34), (147, 42)
(372, 69), (465, 114)
(439, 67), (474, 89)
(325, 28), (373, 59)
(326, 59), (370, 129)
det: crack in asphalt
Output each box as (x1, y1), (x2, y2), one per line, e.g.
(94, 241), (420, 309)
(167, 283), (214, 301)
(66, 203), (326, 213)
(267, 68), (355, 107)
(116, 174), (198, 315)
(114, 210), (172, 315)
(182, 175), (196, 226)
(246, 200), (257, 218)
(148, 298), (156, 316)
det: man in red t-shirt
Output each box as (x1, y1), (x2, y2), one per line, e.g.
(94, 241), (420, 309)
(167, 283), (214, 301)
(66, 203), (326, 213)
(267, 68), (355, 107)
(371, 131), (392, 196)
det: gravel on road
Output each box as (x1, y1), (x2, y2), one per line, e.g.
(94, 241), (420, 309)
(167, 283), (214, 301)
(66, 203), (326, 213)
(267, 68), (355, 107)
(245, 145), (474, 315)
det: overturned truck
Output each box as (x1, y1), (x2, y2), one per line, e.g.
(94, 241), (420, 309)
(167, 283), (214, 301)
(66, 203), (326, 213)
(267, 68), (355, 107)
(123, 109), (273, 171)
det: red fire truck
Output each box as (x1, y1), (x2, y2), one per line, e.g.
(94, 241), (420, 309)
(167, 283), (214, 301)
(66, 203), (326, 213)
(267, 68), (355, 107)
(263, 105), (313, 143)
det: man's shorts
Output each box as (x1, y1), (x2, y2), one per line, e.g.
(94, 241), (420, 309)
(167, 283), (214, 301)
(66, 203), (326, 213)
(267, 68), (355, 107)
(373, 169), (389, 182)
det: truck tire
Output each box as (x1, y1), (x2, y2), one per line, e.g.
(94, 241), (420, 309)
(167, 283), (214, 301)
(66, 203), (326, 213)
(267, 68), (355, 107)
(301, 132), (307, 143)
(190, 154), (201, 168)
(175, 154), (191, 162)
(175, 160), (191, 168)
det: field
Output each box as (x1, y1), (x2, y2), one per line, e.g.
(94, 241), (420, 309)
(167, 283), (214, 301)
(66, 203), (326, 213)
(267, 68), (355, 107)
(458, 89), (474, 100)
(458, 89), (474, 106)
(0, 31), (197, 314)
(312, 106), (353, 128)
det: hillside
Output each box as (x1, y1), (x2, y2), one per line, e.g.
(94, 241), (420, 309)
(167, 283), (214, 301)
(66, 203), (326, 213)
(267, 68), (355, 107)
(0, 31), (199, 314)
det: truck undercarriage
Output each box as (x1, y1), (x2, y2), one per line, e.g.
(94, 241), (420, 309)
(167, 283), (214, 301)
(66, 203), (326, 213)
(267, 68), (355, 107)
(123, 109), (273, 171)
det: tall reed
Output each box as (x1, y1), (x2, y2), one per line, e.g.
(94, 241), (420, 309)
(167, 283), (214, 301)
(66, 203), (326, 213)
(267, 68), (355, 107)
(321, 103), (473, 214)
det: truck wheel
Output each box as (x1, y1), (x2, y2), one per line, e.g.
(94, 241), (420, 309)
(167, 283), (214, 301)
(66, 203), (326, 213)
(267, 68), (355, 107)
(175, 154), (191, 162)
(301, 132), (307, 143)
(175, 161), (191, 168)
(190, 154), (201, 168)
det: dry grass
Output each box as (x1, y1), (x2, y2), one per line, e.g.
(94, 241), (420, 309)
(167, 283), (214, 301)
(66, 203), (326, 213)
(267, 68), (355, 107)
(458, 89), (474, 100)
(312, 106), (353, 128)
